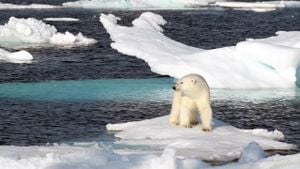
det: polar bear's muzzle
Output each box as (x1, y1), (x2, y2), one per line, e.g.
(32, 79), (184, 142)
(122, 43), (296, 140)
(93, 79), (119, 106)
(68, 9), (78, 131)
(172, 84), (180, 91)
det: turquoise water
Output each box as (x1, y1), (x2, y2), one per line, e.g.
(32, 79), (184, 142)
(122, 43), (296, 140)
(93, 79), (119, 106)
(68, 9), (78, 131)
(1, 77), (299, 102)
(0, 78), (173, 102)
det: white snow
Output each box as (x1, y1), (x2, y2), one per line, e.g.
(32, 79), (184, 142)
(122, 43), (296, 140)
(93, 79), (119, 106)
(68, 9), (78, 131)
(43, 18), (79, 22)
(107, 116), (296, 162)
(0, 17), (96, 48)
(63, 0), (224, 9)
(0, 48), (33, 63)
(100, 12), (300, 89)
(0, 2), (61, 10)
(0, 142), (299, 169)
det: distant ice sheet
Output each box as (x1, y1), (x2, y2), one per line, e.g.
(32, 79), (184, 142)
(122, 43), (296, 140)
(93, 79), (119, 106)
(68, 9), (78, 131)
(0, 2), (61, 10)
(100, 12), (300, 89)
(0, 48), (33, 63)
(214, 1), (300, 12)
(0, 17), (96, 48)
(63, 0), (224, 9)
(62, 0), (300, 10)
(214, 1), (284, 12)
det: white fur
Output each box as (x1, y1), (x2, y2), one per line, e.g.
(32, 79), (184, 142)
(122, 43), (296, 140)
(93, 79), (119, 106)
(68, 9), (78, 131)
(169, 74), (213, 131)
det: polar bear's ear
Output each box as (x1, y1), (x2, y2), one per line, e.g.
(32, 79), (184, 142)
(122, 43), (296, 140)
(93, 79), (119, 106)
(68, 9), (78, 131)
(192, 79), (197, 85)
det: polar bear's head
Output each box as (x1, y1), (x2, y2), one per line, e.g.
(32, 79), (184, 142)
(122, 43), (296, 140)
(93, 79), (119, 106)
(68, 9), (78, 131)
(173, 74), (206, 97)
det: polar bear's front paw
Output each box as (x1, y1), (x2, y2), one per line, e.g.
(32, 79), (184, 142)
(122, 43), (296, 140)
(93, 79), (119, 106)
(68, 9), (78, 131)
(202, 126), (212, 132)
(180, 123), (192, 128)
(169, 118), (179, 126)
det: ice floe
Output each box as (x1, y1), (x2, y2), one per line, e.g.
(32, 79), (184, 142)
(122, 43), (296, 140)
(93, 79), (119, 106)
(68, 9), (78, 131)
(43, 17), (80, 22)
(0, 17), (96, 48)
(0, 48), (33, 63)
(107, 116), (296, 161)
(0, 142), (299, 169)
(0, 2), (61, 10)
(100, 12), (300, 89)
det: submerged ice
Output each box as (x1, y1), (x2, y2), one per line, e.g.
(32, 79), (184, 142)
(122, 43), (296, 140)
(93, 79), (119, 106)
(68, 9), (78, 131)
(0, 17), (96, 48)
(100, 12), (300, 89)
(1, 78), (298, 102)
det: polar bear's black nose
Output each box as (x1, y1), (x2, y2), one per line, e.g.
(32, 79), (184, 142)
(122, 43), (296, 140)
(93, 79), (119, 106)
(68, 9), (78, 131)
(172, 86), (176, 90)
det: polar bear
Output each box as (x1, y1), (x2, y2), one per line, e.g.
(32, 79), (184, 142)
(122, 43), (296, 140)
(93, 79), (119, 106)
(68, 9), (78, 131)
(169, 74), (213, 132)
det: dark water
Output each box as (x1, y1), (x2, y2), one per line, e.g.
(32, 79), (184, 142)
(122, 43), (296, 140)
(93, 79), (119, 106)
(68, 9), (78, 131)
(0, 5), (299, 149)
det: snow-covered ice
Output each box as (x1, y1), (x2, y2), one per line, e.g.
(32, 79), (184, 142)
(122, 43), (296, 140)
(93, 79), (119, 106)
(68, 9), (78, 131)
(100, 12), (300, 89)
(43, 17), (80, 22)
(107, 116), (296, 161)
(63, 0), (224, 9)
(0, 48), (33, 63)
(0, 2), (61, 10)
(0, 17), (96, 48)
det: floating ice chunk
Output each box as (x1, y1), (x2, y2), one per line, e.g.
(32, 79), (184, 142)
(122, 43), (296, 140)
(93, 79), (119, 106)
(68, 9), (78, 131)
(0, 48), (33, 63)
(238, 142), (265, 163)
(0, 2), (61, 10)
(107, 116), (296, 162)
(0, 17), (96, 48)
(43, 17), (79, 22)
(63, 0), (224, 9)
(100, 12), (300, 89)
